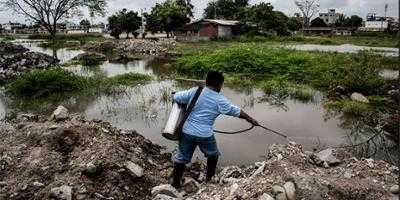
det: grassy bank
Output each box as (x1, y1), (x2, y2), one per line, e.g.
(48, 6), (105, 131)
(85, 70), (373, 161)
(174, 43), (399, 127)
(6, 68), (152, 97)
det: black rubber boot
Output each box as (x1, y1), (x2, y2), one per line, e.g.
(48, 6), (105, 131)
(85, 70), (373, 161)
(206, 155), (219, 182)
(171, 163), (185, 189)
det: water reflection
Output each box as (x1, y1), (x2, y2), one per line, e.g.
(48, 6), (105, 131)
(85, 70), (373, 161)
(13, 40), (84, 63)
(286, 44), (399, 57)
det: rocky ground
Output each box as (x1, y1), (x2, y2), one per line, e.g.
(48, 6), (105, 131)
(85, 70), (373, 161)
(0, 42), (58, 81)
(83, 39), (177, 58)
(0, 107), (399, 200)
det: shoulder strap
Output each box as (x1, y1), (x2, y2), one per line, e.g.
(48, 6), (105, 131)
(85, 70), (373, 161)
(176, 86), (203, 133)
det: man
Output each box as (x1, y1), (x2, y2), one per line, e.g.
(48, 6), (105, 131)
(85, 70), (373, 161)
(171, 71), (259, 189)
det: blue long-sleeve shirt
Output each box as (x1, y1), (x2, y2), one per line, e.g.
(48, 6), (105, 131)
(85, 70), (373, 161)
(174, 87), (241, 138)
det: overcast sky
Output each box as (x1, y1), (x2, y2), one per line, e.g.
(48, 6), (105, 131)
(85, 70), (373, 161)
(0, 0), (398, 24)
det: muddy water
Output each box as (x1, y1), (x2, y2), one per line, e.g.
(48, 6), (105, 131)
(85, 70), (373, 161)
(0, 42), (384, 166)
(286, 44), (399, 57)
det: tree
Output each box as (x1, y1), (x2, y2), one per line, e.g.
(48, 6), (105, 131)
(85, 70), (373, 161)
(108, 9), (141, 39)
(203, 0), (249, 19)
(346, 15), (363, 28)
(0, 0), (106, 37)
(287, 17), (303, 31)
(80, 19), (91, 31)
(335, 14), (362, 28)
(242, 3), (289, 36)
(310, 17), (327, 27)
(176, 0), (194, 17)
(145, 0), (190, 38)
(294, 0), (320, 28)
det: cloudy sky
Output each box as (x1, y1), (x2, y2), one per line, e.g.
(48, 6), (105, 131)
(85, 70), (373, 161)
(0, 0), (398, 24)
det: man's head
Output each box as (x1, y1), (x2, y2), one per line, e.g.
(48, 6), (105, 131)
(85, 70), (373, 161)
(206, 71), (224, 92)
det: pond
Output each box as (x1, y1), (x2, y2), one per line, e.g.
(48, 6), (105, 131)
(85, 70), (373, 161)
(286, 44), (399, 57)
(0, 41), (396, 166)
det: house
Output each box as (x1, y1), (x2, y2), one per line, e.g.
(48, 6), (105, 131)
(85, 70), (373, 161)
(88, 24), (106, 33)
(177, 19), (240, 41)
(319, 9), (341, 25)
(358, 13), (397, 32)
(302, 27), (334, 35)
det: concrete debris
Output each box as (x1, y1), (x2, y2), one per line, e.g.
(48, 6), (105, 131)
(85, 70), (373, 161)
(283, 181), (296, 200)
(258, 193), (275, 200)
(125, 161), (144, 178)
(151, 184), (181, 198)
(350, 92), (370, 103)
(49, 185), (72, 200)
(390, 185), (399, 194)
(51, 105), (69, 121)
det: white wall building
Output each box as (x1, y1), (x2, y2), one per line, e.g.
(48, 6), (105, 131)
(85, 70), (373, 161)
(319, 9), (341, 25)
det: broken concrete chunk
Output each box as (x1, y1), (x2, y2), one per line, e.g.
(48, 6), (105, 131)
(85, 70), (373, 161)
(52, 106), (69, 121)
(272, 185), (287, 200)
(283, 181), (296, 200)
(151, 184), (181, 198)
(350, 92), (369, 103)
(258, 193), (274, 200)
(125, 161), (144, 178)
(49, 185), (72, 200)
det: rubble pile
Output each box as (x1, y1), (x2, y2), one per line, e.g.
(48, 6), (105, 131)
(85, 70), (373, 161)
(1, 107), (399, 200)
(0, 42), (58, 81)
(176, 142), (399, 200)
(121, 39), (173, 56)
(0, 106), (172, 200)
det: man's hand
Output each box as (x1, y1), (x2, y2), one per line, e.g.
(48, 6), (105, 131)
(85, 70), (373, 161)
(239, 110), (259, 126)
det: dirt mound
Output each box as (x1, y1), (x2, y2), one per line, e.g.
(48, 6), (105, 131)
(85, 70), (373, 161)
(0, 114), (172, 200)
(187, 142), (399, 200)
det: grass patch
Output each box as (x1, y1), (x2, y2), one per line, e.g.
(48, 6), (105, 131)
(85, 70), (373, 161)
(6, 68), (152, 97)
(260, 77), (316, 103)
(324, 100), (374, 118)
(174, 44), (392, 96)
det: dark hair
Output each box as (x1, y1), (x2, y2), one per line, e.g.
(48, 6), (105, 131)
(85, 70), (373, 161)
(206, 71), (224, 87)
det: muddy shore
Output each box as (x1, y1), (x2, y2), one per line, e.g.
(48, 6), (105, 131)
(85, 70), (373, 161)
(0, 107), (398, 200)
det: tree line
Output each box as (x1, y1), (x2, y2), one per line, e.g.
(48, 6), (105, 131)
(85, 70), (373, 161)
(0, 0), (364, 38)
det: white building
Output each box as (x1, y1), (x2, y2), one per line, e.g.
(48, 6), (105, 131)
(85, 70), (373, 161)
(88, 27), (104, 33)
(3, 22), (23, 31)
(319, 9), (341, 25)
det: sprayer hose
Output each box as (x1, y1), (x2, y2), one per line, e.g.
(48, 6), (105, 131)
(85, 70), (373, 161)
(214, 124), (288, 139)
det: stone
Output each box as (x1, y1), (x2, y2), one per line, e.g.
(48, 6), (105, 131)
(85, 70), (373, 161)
(250, 161), (266, 179)
(0, 181), (7, 186)
(125, 161), (144, 178)
(219, 166), (243, 183)
(283, 182), (296, 200)
(151, 184), (180, 198)
(311, 148), (341, 167)
(343, 171), (353, 179)
(182, 177), (200, 194)
(32, 181), (44, 187)
(390, 185), (399, 194)
(272, 185), (287, 200)
(52, 106), (69, 121)
(365, 158), (375, 168)
(258, 193), (274, 200)
(49, 185), (72, 200)
(229, 183), (239, 197)
(350, 93), (369, 103)
(153, 194), (178, 200)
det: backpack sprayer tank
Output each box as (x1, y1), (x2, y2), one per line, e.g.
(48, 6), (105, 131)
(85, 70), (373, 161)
(162, 101), (186, 141)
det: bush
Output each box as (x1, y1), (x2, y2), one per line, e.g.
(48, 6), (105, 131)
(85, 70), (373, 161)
(6, 68), (152, 97)
(7, 68), (86, 96)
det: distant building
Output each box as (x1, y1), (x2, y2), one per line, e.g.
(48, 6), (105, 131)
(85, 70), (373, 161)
(358, 13), (396, 32)
(2, 22), (23, 33)
(177, 19), (240, 41)
(302, 27), (354, 36)
(88, 23), (106, 33)
(319, 9), (341, 25)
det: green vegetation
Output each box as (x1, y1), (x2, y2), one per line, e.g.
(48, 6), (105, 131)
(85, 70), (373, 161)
(174, 43), (397, 103)
(28, 34), (106, 49)
(6, 68), (152, 97)
(0, 35), (16, 42)
(108, 9), (142, 39)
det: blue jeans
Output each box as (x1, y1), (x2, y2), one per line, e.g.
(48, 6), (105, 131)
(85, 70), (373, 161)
(173, 133), (220, 164)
